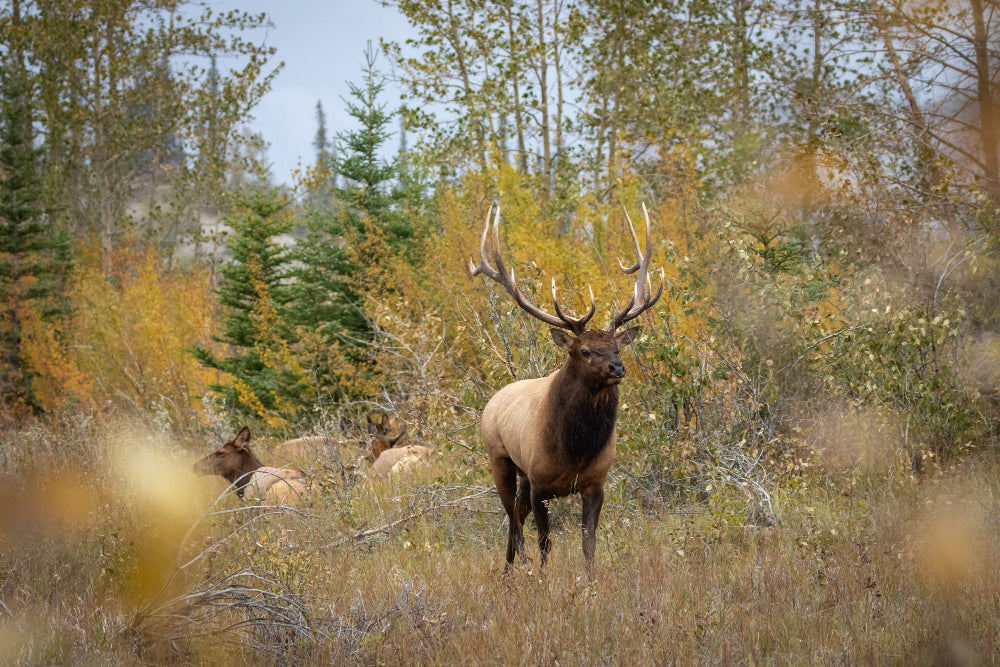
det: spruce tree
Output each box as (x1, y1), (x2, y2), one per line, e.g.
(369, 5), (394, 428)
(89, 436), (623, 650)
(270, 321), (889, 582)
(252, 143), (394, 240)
(282, 44), (425, 405)
(335, 42), (413, 258)
(285, 205), (370, 402)
(393, 115), (431, 264)
(308, 100), (336, 208)
(191, 186), (300, 420)
(0, 42), (57, 418)
(314, 100), (329, 167)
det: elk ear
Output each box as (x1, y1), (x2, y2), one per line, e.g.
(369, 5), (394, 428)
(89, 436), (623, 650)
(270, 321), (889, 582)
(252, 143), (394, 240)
(550, 328), (575, 349)
(234, 426), (252, 450)
(616, 325), (642, 347)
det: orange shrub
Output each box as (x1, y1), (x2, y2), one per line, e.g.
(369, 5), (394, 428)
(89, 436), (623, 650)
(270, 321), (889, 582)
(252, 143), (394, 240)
(26, 245), (219, 426)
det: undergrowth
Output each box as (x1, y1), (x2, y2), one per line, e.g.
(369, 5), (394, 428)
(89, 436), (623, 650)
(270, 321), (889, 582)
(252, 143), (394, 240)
(0, 415), (998, 665)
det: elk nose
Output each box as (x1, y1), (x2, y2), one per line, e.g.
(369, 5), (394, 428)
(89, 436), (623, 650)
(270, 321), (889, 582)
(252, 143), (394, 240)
(609, 360), (625, 378)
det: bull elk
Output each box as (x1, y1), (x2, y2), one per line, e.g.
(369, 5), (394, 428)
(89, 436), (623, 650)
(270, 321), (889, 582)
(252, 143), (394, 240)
(471, 203), (663, 573)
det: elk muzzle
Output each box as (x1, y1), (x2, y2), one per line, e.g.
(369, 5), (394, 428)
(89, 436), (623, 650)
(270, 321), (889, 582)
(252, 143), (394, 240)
(192, 455), (215, 476)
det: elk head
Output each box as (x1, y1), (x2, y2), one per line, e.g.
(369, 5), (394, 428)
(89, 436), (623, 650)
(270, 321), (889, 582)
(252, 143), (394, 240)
(365, 414), (409, 462)
(193, 426), (263, 495)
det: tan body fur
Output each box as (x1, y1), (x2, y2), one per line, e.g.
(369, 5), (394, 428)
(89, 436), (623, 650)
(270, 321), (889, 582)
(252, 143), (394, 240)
(243, 466), (309, 503)
(272, 416), (420, 477)
(371, 445), (431, 476)
(482, 372), (616, 497)
(273, 436), (329, 464)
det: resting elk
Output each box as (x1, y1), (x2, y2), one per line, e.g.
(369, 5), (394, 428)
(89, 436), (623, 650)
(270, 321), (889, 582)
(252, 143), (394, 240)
(272, 435), (329, 464)
(193, 427), (308, 503)
(271, 415), (410, 467)
(366, 414), (410, 460)
(470, 203), (663, 573)
(364, 414), (431, 475)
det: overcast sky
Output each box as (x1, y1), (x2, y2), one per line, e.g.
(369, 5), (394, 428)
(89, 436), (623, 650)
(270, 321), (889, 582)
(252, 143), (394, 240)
(219, 1), (415, 183)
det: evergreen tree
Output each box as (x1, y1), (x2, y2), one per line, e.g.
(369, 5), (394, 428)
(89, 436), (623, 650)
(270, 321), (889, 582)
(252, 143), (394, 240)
(0, 28), (59, 419)
(285, 205), (371, 402)
(308, 99), (336, 208)
(281, 44), (431, 405)
(335, 42), (413, 258)
(191, 186), (300, 421)
(314, 100), (329, 165)
(393, 114), (431, 252)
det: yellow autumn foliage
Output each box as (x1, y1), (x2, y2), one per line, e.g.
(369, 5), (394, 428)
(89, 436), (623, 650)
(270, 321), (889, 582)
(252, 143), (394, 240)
(368, 163), (719, 408)
(26, 245), (218, 426)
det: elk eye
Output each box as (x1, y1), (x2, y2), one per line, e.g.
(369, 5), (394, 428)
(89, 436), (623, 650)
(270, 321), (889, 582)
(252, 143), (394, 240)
(580, 348), (591, 358)
(215, 451), (224, 457)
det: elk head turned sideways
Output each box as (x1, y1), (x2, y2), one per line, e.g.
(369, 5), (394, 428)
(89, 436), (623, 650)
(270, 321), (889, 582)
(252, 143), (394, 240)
(193, 426), (307, 503)
(470, 203), (663, 574)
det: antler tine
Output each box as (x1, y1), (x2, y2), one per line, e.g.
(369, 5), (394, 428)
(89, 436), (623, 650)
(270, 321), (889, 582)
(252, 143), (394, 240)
(469, 204), (497, 278)
(612, 202), (665, 331)
(617, 205), (645, 275)
(469, 204), (591, 334)
(552, 280), (596, 331)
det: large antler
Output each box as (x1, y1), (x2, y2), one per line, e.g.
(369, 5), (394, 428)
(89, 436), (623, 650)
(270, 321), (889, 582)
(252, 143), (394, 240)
(469, 204), (596, 335)
(610, 203), (665, 331)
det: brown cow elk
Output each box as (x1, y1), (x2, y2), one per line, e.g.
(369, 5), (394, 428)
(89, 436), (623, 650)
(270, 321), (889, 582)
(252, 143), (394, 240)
(193, 427), (308, 503)
(365, 414), (410, 462)
(365, 414), (430, 475)
(273, 435), (330, 464)
(470, 203), (662, 573)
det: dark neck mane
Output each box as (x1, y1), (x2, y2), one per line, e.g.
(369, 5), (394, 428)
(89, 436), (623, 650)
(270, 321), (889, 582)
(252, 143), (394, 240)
(545, 364), (619, 466)
(228, 448), (264, 498)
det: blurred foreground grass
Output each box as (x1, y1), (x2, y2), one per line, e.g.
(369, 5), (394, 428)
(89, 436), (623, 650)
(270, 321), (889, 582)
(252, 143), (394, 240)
(0, 416), (997, 665)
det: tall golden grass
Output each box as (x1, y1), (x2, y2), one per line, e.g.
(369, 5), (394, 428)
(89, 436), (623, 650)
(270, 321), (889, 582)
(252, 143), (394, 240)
(1, 414), (998, 665)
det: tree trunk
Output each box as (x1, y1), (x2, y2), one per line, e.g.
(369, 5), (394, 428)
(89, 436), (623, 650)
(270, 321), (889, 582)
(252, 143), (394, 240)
(970, 0), (1000, 207)
(731, 0), (751, 138)
(444, 0), (486, 172)
(535, 0), (552, 195)
(871, 2), (957, 229)
(504, 1), (528, 172)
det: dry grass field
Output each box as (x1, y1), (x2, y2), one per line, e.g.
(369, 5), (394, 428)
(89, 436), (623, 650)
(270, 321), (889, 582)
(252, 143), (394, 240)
(1, 416), (998, 665)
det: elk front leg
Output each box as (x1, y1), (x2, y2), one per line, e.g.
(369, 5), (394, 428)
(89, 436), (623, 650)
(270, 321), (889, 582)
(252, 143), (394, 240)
(530, 487), (552, 566)
(515, 475), (531, 560)
(581, 487), (605, 572)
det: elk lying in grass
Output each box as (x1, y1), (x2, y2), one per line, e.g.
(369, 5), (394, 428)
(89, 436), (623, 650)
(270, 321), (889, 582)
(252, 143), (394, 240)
(471, 203), (663, 573)
(364, 413), (431, 476)
(271, 416), (408, 467)
(273, 435), (330, 464)
(193, 427), (308, 504)
(273, 417), (427, 478)
(371, 444), (431, 476)
(365, 414), (410, 461)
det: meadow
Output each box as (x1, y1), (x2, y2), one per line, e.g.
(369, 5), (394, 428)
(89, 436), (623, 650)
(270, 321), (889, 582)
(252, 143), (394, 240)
(1, 413), (997, 665)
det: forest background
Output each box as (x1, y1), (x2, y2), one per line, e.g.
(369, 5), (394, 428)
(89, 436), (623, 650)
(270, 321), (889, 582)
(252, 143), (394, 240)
(2, 0), (1000, 663)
